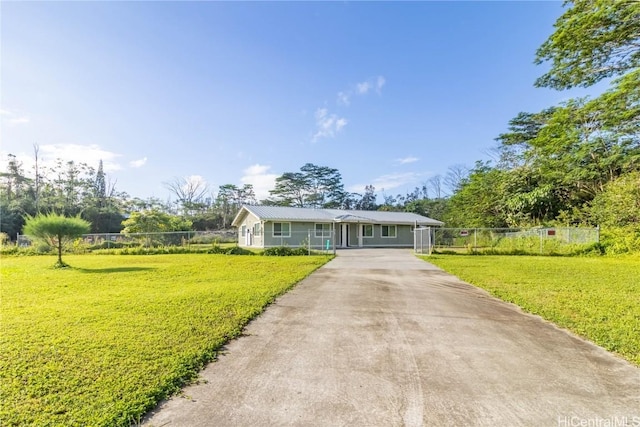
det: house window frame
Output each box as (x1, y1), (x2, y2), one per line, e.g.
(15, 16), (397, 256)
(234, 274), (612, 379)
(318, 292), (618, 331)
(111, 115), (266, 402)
(315, 223), (331, 238)
(253, 222), (262, 236)
(241, 225), (247, 237)
(272, 222), (291, 238)
(381, 225), (397, 238)
(361, 224), (373, 238)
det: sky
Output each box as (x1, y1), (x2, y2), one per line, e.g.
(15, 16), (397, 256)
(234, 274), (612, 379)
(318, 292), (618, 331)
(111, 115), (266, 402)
(1, 1), (608, 202)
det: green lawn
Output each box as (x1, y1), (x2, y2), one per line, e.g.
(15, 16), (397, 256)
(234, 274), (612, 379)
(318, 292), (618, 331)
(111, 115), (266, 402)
(0, 254), (330, 426)
(422, 255), (640, 366)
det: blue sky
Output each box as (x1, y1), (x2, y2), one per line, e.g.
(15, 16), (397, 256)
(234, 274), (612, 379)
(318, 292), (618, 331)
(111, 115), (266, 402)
(1, 1), (606, 202)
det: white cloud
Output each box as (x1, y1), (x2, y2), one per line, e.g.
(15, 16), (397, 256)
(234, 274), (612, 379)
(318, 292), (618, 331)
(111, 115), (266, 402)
(337, 75), (386, 105)
(312, 108), (348, 142)
(396, 156), (419, 165)
(0, 143), (123, 179)
(347, 172), (423, 194)
(373, 172), (422, 191)
(184, 175), (208, 191)
(240, 164), (278, 200)
(1, 109), (30, 125)
(337, 91), (350, 106)
(129, 157), (148, 168)
(39, 144), (122, 171)
(346, 183), (368, 193)
(356, 81), (372, 95)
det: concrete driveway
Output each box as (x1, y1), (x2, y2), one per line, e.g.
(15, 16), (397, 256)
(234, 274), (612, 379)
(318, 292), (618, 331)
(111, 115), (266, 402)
(144, 249), (640, 426)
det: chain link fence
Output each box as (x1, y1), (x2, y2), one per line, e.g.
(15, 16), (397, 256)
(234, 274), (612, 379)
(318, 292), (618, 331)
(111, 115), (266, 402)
(416, 227), (600, 255)
(241, 229), (336, 254)
(17, 230), (237, 250)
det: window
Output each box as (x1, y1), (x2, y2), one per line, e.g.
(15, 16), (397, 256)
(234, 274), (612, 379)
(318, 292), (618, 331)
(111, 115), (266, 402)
(315, 223), (331, 238)
(241, 225), (246, 237)
(361, 224), (373, 238)
(272, 222), (291, 237)
(253, 222), (262, 236)
(381, 225), (397, 238)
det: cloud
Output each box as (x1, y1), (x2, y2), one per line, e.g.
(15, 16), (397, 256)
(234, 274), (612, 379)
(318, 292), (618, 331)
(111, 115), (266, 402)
(347, 172), (423, 195)
(337, 91), (350, 106)
(184, 175), (208, 191)
(312, 108), (348, 142)
(1, 109), (30, 125)
(129, 157), (147, 168)
(395, 156), (419, 165)
(240, 164), (279, 200)
(38, 144), (122, 171)
(346, 184), (368, 193)
(336, 75), (386, 105)
(0, 143), (123, 181)
(373, 172), (423, 191)
(356, 81), (372, 95)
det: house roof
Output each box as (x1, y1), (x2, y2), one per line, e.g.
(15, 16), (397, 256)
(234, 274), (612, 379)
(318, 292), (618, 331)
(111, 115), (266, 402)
(232, 205), (444, 227)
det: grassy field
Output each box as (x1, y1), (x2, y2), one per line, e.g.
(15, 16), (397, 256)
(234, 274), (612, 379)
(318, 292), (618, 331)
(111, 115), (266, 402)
(422, 255), (640, 366)
(0, 254), (330, 426)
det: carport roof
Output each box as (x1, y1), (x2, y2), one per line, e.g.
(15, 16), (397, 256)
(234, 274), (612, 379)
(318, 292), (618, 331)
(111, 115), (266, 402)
(232, 205), (444, 227)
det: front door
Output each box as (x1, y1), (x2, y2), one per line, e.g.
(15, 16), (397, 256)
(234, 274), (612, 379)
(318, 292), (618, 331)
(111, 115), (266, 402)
(340, 224), (348, 247)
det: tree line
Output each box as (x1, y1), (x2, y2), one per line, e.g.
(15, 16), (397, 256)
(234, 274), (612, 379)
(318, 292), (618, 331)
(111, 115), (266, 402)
(2, 1), (638, 251)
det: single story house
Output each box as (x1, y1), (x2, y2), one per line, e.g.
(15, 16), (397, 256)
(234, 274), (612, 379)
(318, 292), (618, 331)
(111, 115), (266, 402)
(231, 205), (444, 249)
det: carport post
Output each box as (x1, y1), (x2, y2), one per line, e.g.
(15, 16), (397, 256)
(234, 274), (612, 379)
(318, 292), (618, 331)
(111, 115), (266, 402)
(332, 222), (336, 255)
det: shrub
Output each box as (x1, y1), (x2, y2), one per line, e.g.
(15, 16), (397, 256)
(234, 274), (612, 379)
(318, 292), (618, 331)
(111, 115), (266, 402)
(225, 246), (255, 255)
(262, 246), (312, 256)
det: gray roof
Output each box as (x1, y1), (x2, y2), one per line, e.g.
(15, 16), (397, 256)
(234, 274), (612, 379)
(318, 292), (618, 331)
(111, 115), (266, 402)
(232, 205), (444, 227)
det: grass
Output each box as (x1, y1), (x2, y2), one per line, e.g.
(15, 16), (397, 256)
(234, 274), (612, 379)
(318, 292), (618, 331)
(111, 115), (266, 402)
(0, 254), (330, 426)
(421, 254), (640, 366)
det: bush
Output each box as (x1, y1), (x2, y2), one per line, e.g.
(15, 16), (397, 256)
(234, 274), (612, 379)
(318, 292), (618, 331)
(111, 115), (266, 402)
(88, 240), (133, 250)
(206, 245), (227, 254)
(225, 246), (255, 255)
(262, 246), (312, 256)
(599, 227), (640, 254)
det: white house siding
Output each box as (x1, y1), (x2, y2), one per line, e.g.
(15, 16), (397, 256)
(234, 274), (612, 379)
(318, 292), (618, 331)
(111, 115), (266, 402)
(236, 211), (264, 248)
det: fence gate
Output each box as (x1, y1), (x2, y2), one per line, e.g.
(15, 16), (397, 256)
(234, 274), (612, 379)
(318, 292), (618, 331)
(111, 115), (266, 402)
(414, 227), (433, 255)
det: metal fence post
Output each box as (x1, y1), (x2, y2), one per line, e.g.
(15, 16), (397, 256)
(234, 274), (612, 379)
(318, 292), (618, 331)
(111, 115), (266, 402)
(474, 228), (477, 251)
(540, 229), (543, 254)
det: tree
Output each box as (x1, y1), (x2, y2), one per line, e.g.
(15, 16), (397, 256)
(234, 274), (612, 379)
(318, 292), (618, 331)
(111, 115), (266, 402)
(121, 210), (192, 234)
(405, 198), (449, 220)
(354, 185), (377, 210)
(591, 171), (640, 229)
(535, 0), (640, 89)
(445, 162), (509, 228)
(94, 160), (107, 204)
(33, 144), (42, 212)
(22, 213), (90, 267)
(164, 176), (209, 216)
(443, 164), (469, 194)
(269, 163), (345, 208)
(589, 171), (640, 252)
(216, 184), (256, 228)
(427, 175), (443, 199)
(0, 154), (31, 202)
